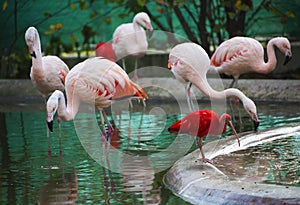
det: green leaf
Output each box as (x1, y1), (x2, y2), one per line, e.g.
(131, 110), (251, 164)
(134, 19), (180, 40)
(136, 0), (146, 6)
(285, 11), (295, 18)
(236, 4), (250, 12)
(228, 12), (236, 20)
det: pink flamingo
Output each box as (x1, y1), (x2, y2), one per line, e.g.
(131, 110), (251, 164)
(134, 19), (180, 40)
(112, 12), (153, 81)
(46, 57), (148, 134)
(168, 42), (259, 130)
(168, 110), (240, 163)
(210, 36), (292, 87)
(95, 42), (116, 62)
(25, 26), (69, 101)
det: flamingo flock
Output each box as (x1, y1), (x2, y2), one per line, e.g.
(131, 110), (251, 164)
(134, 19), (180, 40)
(26, 11), (292, 164)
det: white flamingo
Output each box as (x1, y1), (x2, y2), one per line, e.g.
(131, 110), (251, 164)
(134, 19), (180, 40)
(25, 26), (69, 101)
(112, 12), (153, 81)
(168, 42), (260, 130)
(210, 36), (292, 87)
(46, 57), (148, 134)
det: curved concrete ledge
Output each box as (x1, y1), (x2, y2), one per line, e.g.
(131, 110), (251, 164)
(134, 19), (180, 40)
(164, 124), (300, 205)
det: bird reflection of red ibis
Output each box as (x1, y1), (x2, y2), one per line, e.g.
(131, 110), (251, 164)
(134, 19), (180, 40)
(95, 42), (116, 62)
(168, 110), (240, 164)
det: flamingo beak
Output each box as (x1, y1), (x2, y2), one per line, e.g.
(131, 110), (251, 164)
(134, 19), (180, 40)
(283, 51), (292, 65)
(47, 121), (53, 132)
(46, 112), (54, 132)
(30, 51), (36, 58)
(147, 29), (153, 39)
(253, 120), (260, 132)
(228, 120), (240, 147)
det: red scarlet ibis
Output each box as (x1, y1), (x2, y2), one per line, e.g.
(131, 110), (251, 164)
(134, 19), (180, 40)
(112, 12), (153, 81)
(25, 26), (69, 100)
(210, 36), (292, 87)
(46, 57), (148, 134)
(95, 42), (116, 62)
(168, 42), (259, 130)
(168, 110), (240, 163)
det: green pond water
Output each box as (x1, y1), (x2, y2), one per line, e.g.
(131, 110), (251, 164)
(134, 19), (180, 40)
(0, 99), (299, 204)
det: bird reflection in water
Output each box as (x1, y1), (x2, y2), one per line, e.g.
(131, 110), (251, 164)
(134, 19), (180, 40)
(101, 118), (161, 205)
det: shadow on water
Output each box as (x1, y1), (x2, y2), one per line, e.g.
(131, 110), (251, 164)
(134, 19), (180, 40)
(0, 100), (299, 204)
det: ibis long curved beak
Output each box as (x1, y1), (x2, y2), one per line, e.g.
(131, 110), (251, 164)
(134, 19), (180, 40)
(283, 51), (292, 65)
(228, 120), (240, 147)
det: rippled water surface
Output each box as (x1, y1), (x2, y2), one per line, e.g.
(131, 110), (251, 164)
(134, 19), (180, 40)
(0, 100), (299, 204)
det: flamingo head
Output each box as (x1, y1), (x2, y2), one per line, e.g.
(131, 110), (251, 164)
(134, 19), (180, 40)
(222, 114), (240, 147)
(46, 93), (59, 132)
(168, 56), (188, 84)
(242, 98), (260, 132)
(134, 12), (153, 38)
(25, 26), (39, 58)
(275, 37), (292, 65)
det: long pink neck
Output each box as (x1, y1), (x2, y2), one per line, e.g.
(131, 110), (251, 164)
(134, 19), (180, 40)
(260, 38), (277, 74)
(54, 91), (78, 121)
(190, 73), (248, 105)
(31, 33), (43, 72)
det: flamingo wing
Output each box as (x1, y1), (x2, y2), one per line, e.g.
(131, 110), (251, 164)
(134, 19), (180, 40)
(65, 57), (147, 105)
(210, 37), (264, 77)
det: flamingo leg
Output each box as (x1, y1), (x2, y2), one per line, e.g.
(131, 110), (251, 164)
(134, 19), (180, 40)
(102, 111), (114, 134)
(186, 82), (195, 112)
(122, 59), (126, 72)
(197, 138), (213, 164)
(134, 59), (138, 82)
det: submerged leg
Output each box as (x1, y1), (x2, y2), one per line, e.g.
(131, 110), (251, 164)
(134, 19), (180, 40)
(197, 138), (213, 164)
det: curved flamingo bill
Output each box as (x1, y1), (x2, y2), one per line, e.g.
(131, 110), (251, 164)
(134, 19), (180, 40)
(47, 120), (53, 132)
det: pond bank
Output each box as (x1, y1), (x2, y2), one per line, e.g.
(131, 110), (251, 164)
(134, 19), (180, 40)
(0, 78), (300, 102)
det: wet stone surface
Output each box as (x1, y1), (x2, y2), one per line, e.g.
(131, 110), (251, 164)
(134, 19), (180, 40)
(164, 125), (300, 205)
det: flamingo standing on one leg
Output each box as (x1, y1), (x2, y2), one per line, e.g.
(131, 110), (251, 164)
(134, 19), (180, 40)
(168, 110), (240, 164)
(25, 26), (69, 101)
(210, 36), (292, 87)
(95, 42), (116, 62)
(168, 42), (259, 130)
(46, 57), (148, 135)
(112, 12), (153, 81)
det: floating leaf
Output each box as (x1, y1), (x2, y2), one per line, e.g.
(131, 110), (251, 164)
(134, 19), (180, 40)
(2, 0), (8, 10)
